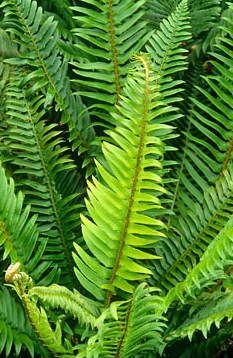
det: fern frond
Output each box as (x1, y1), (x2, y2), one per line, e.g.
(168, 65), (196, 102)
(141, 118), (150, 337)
(78, 283), (166, 358)
(0, 287), (44, 357)
(73, 56), (178, 302)
(0, 163), (50, 282)
(147, 0), (221, 37)
(29, 284), (101, 328)
(165, 215), (233, 305)
(3, 73), (81, 286)
(1, 0), (98, 170)
(167, 292), (233, 342)
(153, 168), (233, 290)
(174, 6), (233, 208)
(146, 0), (191, 105)
(72, 0), (152, 123)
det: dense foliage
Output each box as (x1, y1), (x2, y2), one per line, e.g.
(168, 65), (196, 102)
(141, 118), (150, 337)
(0, 0), (233, 357)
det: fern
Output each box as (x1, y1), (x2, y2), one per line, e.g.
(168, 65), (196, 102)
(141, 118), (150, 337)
(1, 0), (98, 171)
(73, 56), (176, 302)
(0, 163), (50, 283)
(0, 287), (44, 357)
(72, 0), (153, 123)
(78, 283), (166, 358)
(29, 284), (101, 328)
(2, 72), (81, 286)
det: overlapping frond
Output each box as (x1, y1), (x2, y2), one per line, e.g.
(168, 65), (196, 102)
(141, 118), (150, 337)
(165, 215), (233, 305)
(146, 0), (221, 37)
(153, 168), (233, 290)
(1, 0), (98, 171)
(3, 73), (81, 286)
(78, 283), (166, 358)
(29, 284), (101, 328)
(73, 56), (177, 302)
(146, 0), (191, 104)
(72, 0), (152, 123)
(174, 7), (233, 208)
(167, 292), (233, 342)
(0, 163), (49, 282)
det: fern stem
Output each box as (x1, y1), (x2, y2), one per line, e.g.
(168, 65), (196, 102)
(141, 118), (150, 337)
(106, 57), (150, 304)
(108, 0), (121, 104)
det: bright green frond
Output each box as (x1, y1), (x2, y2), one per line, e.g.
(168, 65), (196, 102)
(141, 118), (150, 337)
(73, 56), (176, 302)
(72, 0), (152, 123)
(29, 284), (101, 328)
(78, 283), (166, 358)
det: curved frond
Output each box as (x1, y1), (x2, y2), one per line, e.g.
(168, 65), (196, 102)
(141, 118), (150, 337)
(29, 284), (101, 328)
(153, 168), (233, 290)
(78, 283), (166, 358)
(73, 56), (178, 302)
(72, 0), (152, 122)
(167, 292), (233, 342)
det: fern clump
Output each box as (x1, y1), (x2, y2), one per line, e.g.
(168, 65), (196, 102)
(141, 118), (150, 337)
(0, 0), (233, 357)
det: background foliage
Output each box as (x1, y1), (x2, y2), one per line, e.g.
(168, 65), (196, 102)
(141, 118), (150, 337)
(0, 0), (233, 357)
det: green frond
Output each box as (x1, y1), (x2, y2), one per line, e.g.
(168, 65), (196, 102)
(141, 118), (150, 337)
(0, 287), (44, 357)
(167, 292), (233, 342)
(78, 283), (166, 358)
(165, 214), (233, 305)
(29, 284), (101, 328)
(146, 0), (191, 102)
(1, 0), (98, 171)
(73, 56), (177, 302)
(0, 163), (50, 283)
(147, 0), (221, 37)
(153, 168), (233, 290)
(2, 73), (82, 286)
(72, 0), (153, 123)
(174, 6), (233, 208)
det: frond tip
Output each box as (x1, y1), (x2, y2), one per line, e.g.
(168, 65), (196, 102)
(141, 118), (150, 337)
(73, 56), (176, 302)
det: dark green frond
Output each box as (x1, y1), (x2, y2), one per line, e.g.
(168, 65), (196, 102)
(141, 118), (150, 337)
(3, 73), (81, 286)
(72, 0), (152, 123)
(0, 287), (45, 357)
(0, 163), (48, 282)
(153, 168), (233, 290)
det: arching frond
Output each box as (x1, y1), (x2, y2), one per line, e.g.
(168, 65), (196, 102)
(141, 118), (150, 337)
(167, 292), (233, 342)
(78, 283), (166, 358)
(73, 56), (178, 302)
(72, 0), (152, 123)
(2, 72), (81, 286)
(153, 168), (233, 290)
(29, 284), (101, 328)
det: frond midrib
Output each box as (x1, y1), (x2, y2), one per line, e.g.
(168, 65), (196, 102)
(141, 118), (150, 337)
(106, 58), (150, 304)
